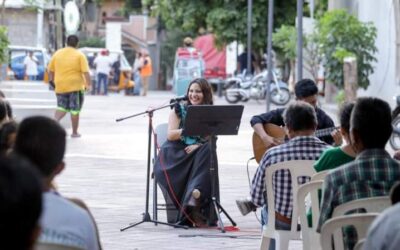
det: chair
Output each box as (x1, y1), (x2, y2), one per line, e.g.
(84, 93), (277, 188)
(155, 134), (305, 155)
(35, 242), (84, 250)
(310, 170), (329, 181)
(152, 123), (178, 223)
(330, 196), (390, 250)
(320, 213), (378, 250)
(260, 160), (316, 250)
(353, 239), (366, 250)
(332, 196), (391, 217)
(297, 180), (324, 250)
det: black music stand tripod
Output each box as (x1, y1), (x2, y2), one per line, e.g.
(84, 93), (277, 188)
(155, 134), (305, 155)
(183, 105), (244, 233)
(116, 102), (188, 231)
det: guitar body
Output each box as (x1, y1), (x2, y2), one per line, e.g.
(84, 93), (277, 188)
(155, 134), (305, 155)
(252, 123), (286, 163)
(252, 123), (338, 163)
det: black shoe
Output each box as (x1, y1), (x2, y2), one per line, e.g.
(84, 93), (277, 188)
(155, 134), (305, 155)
(236, 198), (257, 216)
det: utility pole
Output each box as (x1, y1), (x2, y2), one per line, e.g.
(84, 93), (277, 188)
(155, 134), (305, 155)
(266, 0), (274, 112)
(55, 0), (63, 49)
(296, 0), (303, 82)
(37, 0), (44, 47)
(247, 0), (252, 76)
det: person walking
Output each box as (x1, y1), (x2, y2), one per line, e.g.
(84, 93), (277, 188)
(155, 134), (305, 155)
(23, 51), (39, 80)
(140, 49), (152, 96)
(132, 51), (142, 95)
(47, 35), (91, 138)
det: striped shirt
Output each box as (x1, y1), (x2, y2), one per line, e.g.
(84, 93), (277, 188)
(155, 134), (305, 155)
(250, 136), (329, 217)
(318, 149), (400, 249)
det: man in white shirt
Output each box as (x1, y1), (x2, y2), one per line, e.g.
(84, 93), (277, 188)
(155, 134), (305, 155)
(93, 50), (113, 95)
(23, 51), (39, 80)
(14, 116), (101, 250)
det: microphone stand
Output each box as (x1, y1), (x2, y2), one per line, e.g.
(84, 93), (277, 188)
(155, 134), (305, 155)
(117, 101), (188, 231)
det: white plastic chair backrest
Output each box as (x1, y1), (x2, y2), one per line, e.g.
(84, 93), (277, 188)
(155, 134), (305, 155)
(265, 160), (316, 234)
(353, 239), (365, 250)
(311, 170), (329, 181)
(297, 180), (324, 250)
(331, 196), (390, 249)
(320, 213), (378, 250)
(332, 196), (391, 217)
(154, 123), (168, 147)
(35, 242), (84, 250)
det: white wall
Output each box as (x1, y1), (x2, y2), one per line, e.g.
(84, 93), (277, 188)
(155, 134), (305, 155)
(356, 0), (398, 107)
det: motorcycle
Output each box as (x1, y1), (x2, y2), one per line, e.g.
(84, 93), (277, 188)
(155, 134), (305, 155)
(390, 95), (400, 150)
(224, 69), (291, 105)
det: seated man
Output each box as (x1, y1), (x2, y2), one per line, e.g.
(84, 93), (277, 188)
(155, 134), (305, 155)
(237, 101), (330, 250)
(0, 155), (43, 250)
(317, 97), (400, 249)
(251, 79), (339, 150)
(14, 116), (101, 250)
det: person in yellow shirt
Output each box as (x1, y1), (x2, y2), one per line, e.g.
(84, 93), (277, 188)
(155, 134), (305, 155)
(47, 35), (91, 138)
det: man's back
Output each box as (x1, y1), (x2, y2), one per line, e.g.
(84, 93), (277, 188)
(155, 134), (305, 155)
(48, 47), (89, 93)
(39, 192), (99, 250)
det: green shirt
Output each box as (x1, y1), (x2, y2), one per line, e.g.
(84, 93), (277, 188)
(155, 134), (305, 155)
(314, 147), (355, 172)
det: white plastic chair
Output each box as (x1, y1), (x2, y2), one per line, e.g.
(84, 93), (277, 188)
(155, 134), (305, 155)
(152, 123), (178, 223)
(332, 196), (391, 217)
(320, 213), (378, 250)
(35, 242), (84, 250)
(297, 180), (324, 250)
(310, 170), (329, 181)
(260, 160), (316, 250)
(329, 196), (390, 250)
(353, 239), (365, 250)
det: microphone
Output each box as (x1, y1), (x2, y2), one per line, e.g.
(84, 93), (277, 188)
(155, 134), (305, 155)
(172, 95), (188, 102)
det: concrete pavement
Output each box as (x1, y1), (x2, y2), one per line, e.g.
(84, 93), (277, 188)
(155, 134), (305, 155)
(1, 80), (343, 250)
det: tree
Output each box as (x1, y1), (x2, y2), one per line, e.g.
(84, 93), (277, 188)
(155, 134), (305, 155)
(143, 0), (298, 52)
(0, 26), (8, 64)
(316, 9), (377, 89)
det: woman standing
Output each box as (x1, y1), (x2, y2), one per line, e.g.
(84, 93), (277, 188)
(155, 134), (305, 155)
(154, 78), (218, 227)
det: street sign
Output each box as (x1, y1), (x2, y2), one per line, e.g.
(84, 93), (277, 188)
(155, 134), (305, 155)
(64, 1), (80, 35)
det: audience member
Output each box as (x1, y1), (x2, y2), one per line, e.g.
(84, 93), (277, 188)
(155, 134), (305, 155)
(237, 101), (330, 250)
(14, 116), (101, 250)
(318, 97), (400, 249)
(0, 120), (18, 155)
(313, 102), (356, 172)
(0, 155), (43, 250)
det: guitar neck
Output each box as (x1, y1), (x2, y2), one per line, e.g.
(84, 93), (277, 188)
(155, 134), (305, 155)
(315, 126), (339, 138)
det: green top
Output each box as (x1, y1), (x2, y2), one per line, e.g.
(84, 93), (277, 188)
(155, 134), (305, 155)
(307, 147), (355, 227)
(313, 146), (355, 172)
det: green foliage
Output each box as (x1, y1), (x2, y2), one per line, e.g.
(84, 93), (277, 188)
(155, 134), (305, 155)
(0, 26), (9, 64)
(332, 47), (356, 62)
(144, 0), (298, 52)
(272, 25), (297, 61)
(79, 37), (105, 48)
(335, 89), (345, 105)
(316, 9), (377, 89)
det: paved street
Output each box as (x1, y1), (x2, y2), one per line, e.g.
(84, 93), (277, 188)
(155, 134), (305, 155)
(2, 81), (342, 250)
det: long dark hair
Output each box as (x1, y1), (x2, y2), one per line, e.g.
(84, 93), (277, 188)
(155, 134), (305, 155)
(186, 78), (213, 105)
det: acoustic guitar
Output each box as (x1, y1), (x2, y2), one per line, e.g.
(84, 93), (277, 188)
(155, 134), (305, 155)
(252, 123), (339, 163)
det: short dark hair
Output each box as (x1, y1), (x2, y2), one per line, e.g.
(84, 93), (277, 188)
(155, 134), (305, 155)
(14, 116), (66, 177)
(0, 155), (42, 250)
(390, 182), (400, 205)
(294, 79), (318, 99)
(67, 35), (79, 47)
(339, 102), (355, 133)
(0, 120), (18, 154)
(0, 99), (7, 121)
(350, 97), (392, 149)
(283, 101), (317, 131)
(187, 78), (214, 105)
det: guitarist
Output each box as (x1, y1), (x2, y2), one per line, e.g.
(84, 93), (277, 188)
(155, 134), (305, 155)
(251, 79), (341, 148)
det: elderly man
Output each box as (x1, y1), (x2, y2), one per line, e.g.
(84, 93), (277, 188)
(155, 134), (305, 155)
(237, 101), (330, 250)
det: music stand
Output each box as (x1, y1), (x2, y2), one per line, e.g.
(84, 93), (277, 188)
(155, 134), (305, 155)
(183, 105), (244, 233)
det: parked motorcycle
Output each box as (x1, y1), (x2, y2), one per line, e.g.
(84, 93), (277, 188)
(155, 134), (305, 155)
(224, 70), (291, 105)
(390, 95), (400, 150)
